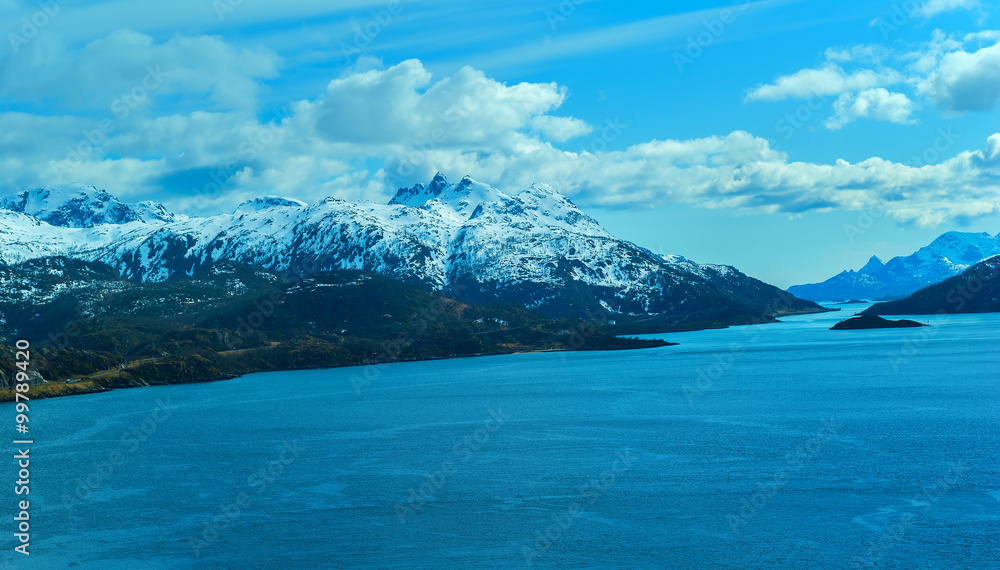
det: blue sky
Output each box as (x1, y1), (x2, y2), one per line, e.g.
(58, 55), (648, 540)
(1, 0), (999, 287)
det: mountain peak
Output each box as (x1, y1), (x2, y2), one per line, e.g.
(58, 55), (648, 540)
(388, 172), (451, 207)
(389, 174), (509, 218)
(0, 184), (176, 227)
(922, 230), (1000, 263)
(859, 255), (884, 274)
(234, 196), (307, 214)
(0, 172), (824, 329)
(516, 182), (576, 206)
(790, 229), (1000, 301)
(428, 172), (450, 195)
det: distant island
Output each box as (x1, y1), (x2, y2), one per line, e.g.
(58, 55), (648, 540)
(830, 315), (928, 330)
(837, 299), (868, 304)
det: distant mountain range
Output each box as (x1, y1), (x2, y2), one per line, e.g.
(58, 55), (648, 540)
(0, 175), (823, 332)
(789, 231), (1000, 301)
(862, 255), (1000, 315)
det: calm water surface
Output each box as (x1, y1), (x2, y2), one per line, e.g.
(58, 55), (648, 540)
(3, 304), (999, 568)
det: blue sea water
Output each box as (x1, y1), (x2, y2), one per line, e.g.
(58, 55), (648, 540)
(2, 304), (999, 568)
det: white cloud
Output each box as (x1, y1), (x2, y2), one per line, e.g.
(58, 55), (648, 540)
(530, 116), (592, 141)
(748, 30), (1000, 126)
(2, 30), (281, 112)
(917, 41), (1000, 112)
(298, 60), (568, 147)
(823, 45), (891, 64)
(914, 0), (981, 18)
(984, 133), (1000, 163)
(1, 53), (998, 229)
(825, 89), (918, 129)
(745, 64), (901, 101)
(904, 29), (965, 74)
(963, 30), (1000, 43)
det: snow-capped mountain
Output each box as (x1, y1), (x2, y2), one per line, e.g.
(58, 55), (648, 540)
(0, 184), (179, 227)
(862, 254), (1000, 315)
(789, 231), (1000, 301)
(234, 196), (308, 214)
(0, 174), (822, 329)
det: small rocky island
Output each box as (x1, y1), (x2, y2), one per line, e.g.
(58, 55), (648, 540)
(830, 315), (928, 330)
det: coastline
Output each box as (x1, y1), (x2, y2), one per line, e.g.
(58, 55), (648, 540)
(0, 307), (829, 403)
(0, 337), (676, 403)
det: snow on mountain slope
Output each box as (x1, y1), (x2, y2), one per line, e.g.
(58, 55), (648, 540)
(0, 257), (125, 307)
(789, 231), (1000, 301)
(862, 254), (1000, 315)
(0, 174), (822, 325)
(0, 205), (169, 266)
(234, 196), (308, 214)
(388, 172), (452, 207)
(0, 184), (178, 227)
(88, 193), (465, 284)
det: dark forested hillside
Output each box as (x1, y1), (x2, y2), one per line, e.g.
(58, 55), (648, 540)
(0, 257), (671, 400)
(862, 256), (1000, 316)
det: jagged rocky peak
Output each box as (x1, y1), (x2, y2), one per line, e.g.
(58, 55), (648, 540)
(0, 174), (824, 329)
(789, 229), (1000, 301)
(390, 173), (511, 218)
(0, 183), (177, 227)
(234, 196), (308, 214)
(859, 255), (884, 274)
(389, 172), (452, 206)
